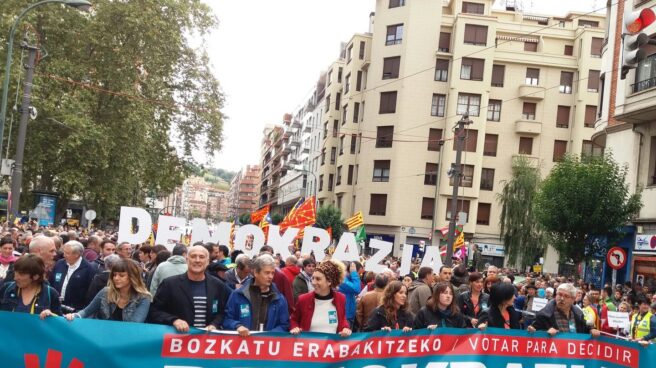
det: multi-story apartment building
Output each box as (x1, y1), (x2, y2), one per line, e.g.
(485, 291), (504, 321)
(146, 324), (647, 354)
(228, 165), (261, 218)
(178, 176), (229, 220)
(594, 0), (656, 289)
(259, 123), (285, 213)
(315, 0), (604, 271)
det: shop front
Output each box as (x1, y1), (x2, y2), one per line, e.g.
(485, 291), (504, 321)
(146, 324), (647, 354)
(475, 242), (505, 268)
(631, 234), (656, 292)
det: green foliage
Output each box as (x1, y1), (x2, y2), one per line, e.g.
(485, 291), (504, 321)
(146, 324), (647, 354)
(497, 157), (545, 269)
(535, 154), (642, 263)
(315, 205), (345, 240)
(207, 168), (237, 183)
(0, 0), (225, 220)
(271, 213), (284, 225)
(238, 212), (251, 225)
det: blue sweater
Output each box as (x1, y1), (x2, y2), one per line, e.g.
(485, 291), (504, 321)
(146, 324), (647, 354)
(338, 271), (361, 320)
(223, 281), (289, 332)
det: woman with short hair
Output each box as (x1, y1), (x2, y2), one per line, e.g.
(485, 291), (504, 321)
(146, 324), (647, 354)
(0, 254), (61, 317)
(477, 283), (521, 330)
(364, 281), (413, 332)
(458, 272), (489, 328)
(413, 282), (467, 329)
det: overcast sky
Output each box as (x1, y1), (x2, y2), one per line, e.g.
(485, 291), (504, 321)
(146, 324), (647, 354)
(200, 0), (603, 172)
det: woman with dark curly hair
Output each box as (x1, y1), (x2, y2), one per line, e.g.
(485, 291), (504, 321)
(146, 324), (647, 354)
(364, 281), (413, 332)
(414, 282), (467, 329)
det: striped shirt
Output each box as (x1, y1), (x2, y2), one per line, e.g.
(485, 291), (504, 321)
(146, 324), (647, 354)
(189, 280), (207, 328)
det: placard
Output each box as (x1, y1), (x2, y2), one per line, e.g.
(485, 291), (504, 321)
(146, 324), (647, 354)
(532, 297), (548, 312)
(607, 311), (630, 329)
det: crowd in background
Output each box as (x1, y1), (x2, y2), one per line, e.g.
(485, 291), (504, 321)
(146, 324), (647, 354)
(0, 223), (654, 346)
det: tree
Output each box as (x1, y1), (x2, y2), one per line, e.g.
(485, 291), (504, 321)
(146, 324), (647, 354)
(0, 1), (225, 220)
(238, 213), (251, 225)
(271, 213), (283, 225)
(315, 205), (345, 241)
(497, 157), (544, 269)
(535, 154), (642, 263)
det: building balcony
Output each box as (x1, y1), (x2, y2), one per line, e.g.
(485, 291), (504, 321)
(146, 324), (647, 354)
(512, 154), (540, 167)
(616, 79), (656, 125)
(289, 140), (300, 148)
(302, 146), (310, 154)
(515, 119), (542, 135)
(291, 119), (301, 128)
(518, 84), (545, 100)
(303, 124), (312, 133)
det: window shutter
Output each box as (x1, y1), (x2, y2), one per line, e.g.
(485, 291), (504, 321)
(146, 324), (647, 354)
(587, 70), (600, 91)
(421, 198), (435, 219)
(584, 105), (597, 127)
(553, 140), (568, 161)
(472, 59), (484, 80)
(526, 68), (539, 79)
(476, 203), (491, 225)
(439, 32), (451, 52)
(560, 71), (573, 86)
(491, 65), (505, 86)
(428, 128), (443, 151)
(523, 103), (536, 115)
(519, 137), (533, 155)
(591, 38), (603, 56)
(524, 42), (537, 52)
(556, 106), (570, 127)
(483, 134), (498, 156)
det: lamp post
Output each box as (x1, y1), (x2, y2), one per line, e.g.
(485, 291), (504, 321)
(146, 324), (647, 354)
(1, 0), (91, 219)
(0, 0), (92, 165)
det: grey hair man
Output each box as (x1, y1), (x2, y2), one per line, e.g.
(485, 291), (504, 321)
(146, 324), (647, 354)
(48, 241), (98, 312)
(225, 253), (253, 290)
(529, 283), (600, 338)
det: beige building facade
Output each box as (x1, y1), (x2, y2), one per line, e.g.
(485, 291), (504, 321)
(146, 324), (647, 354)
(314, 0), (605, 270)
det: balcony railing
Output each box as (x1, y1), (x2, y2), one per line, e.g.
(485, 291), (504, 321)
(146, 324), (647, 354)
(632, 77), (656, 94)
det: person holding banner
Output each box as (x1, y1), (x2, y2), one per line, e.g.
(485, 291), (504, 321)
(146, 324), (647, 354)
(364, 281), (413, 332)
(413, 282), (467, 330)
(630, 297), (656, 344)
(458, 272), (489, 328)
(0, 254), (61, 317)
(290, 260), (351, 336)
(477, 283), (521, 330)
(54, 259), (151, 323)
(528, 283), (600, 337)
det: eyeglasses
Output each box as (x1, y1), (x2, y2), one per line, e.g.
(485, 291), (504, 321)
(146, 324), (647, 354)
(556, 293), (572, 299)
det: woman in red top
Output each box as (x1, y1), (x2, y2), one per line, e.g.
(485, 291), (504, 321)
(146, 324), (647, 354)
(290, 260), (351, 336)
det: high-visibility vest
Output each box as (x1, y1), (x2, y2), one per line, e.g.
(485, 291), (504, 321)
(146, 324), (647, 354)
(631, 312), (654, 340)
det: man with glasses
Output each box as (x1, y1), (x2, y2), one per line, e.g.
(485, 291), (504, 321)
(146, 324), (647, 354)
(528, 283), (600, 337)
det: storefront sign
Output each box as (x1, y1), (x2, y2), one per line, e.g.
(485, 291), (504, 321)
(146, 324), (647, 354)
(1, 311), (653, 368)
(478, 243), (505, 257)
(634, 234), (656, 251)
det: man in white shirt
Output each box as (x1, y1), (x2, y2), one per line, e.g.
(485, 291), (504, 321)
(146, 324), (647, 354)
(49, 241), (97, 312)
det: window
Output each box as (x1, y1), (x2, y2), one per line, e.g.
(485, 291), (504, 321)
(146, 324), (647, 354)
(379, 91), (397, 114)
(373, 160), (391, 182)
(353, 102), (360, 123)
(347, 45), (353, 63)
(584, 105), (597, 127)
(344, 73), (351, 93)
(483, 134), (498, 156)
(462, 2), (484, 14)
(525, 68), (540, 85)
(321, 149), (326, 165)
(360, 101), (365, 122)
(328, 174), (334, 191)
(318, 175), (324, 191)
(333, 120), (338, 137)
(370, 194), (387, 216)
(635, 54), (656, 93)
(487, 99), (501, 121)
(456, 93), (481, 116)
(651, 137), (656, 185)
(446, 198), (470, 221)
(335, 93), (341, 110)
(582, 140), (604, 157)
(356, 71), (363, 91)
(359, 41), (366, 59)
(342, 104), (348, 124)
(559, 71), (573, 94)
(524, 42), (538, 52)
(477, 203), (491, 225)
(325, 95), (331, 112)
(579, 20), (599, 28)
(336, 166), (342, 185)
(339, 136), (345, 155)
(327, 70), (332, 86)
(421, 198), (435, 220)
(330, 147), (336, 164)
(439, 32), (451, 52)
(383, 56), (401, 79)
(449, 164), (474, 187)
(588, 70), (600, 92)
(564, 45), (574, 56)
(460, 58), (484, 80)
(480, 168), (495, 191)
(435, 59), (449, 81)
(376, 126), (394, 148)
(431, 94), (446, 117)
(348, 165), (354, 185)
(389, 0), (405, 8)
(336, 195), (342, 210)
(350, 135), (357, 154)
(522, 102), (536, 120)
(599, 73), (605, 117)
(464, 24), (487, 46)
(519, 137), (533, 155)
(386, 24), (404, 45)
(556, 106), (570, 128)
(553, 140), (568, 161)
(590, 37), (603, 57)
(428, 128), (443, 151)
(425, 163), (438, 185)
(491, 65), (505, 87)
(338, 67), (343, 83)
(452, 129), (478, 152)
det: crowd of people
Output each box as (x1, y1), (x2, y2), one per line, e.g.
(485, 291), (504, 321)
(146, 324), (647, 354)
(0, 224), (654, 347)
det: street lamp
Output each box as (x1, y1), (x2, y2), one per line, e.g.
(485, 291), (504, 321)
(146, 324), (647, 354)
(0, 0), (92, 165)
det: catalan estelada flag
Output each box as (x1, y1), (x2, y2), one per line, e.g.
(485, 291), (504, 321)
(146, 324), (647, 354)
(259, 213), (272, 241)
(344, 211), (364, 231)
(279, 197), (304, 231)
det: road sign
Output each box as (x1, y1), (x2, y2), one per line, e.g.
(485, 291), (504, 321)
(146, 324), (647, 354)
(606, 247), (627, 270)
(84, 210), (97, 221)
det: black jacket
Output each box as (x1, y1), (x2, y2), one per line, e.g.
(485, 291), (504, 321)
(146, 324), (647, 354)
(531, 299), (590, 334)
(364, 306), (414, 331)
(86, 271), (110, 305)
(457, 291), (489, 325)
(479, 305), (521, 329)
(413, 306), (468, 329)
(148, 272), (231, 329)
(48, 258), (98, 311)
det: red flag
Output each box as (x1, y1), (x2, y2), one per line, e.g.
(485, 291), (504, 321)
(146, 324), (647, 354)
(250, 205), (270, 224)
(286, 196), (316, 229)
(326, 226), (332, 239)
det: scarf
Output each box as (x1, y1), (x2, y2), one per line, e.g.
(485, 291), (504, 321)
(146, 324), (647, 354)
(0, 254), (17, 266)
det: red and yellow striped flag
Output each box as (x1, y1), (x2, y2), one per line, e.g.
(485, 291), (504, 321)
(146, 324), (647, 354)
(345, 211), (364, 231)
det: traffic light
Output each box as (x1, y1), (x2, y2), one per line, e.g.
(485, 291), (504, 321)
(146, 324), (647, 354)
(622, 8), (656, 80)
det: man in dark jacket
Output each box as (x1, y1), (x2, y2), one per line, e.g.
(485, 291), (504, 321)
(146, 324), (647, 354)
(293, 258), (315, 302)
(49, 241), (97, 312)
(529, 283), (601, 337)
(149, 245), (232, 332)
(85, 254), (120, 304)
(224, 254), (252, 290)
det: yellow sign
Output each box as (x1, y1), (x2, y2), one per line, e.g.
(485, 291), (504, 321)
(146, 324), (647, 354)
(532, 265), (543, 273)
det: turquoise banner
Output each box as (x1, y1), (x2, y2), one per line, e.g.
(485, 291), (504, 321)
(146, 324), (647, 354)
(2, 311), (654, 368)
